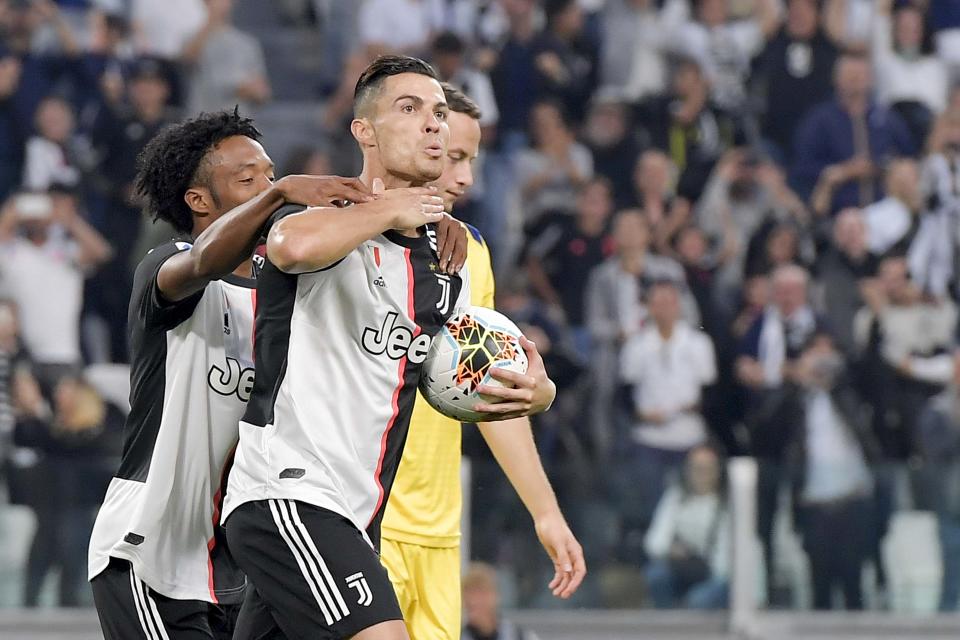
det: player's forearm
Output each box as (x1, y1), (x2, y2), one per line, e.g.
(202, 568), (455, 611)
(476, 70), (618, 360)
(478, 417), (562, 521)
(267, 202), (393, 274)
(189, 183), (287, 278)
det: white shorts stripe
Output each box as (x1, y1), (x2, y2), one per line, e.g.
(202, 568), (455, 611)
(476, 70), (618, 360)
(288, 501), (351, 618)
(141, 581), (171, 640)
(128, 568), (157, 640)
(277, 499), (349, 620)
(268, 500), (337, 625)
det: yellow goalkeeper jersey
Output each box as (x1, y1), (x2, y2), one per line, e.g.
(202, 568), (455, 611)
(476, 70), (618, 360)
(381, 225), (496, 547)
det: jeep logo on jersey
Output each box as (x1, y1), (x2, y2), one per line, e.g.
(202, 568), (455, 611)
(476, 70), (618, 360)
(346, 572), (373, 607)
(361, 311), (431, 364)
(208, 357), (255, 401)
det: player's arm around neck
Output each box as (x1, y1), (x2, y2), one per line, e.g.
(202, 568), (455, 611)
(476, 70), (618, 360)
(158, 175), (373, 301)
(268, 186), (444, 274)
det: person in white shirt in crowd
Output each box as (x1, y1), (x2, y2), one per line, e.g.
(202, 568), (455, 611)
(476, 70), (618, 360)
(515, 99), (593, 222)
(599, 0), (687, 102)
(871, 0), (947, 116)
(22, 96), (80, 191)
(132, 0), (207, 60)
(586, 210), (695, 461)
(182, 0), (271, 116)
(855, 255), (957, 391)
(862, 158), (923, 255)
(643, 443), (729, 609)
(618, 279), (717, 558)
(0, 188), (111, 388)
(669, 0), (780, 111)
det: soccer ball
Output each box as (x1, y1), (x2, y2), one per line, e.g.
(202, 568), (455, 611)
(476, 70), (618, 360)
(420, 306), (529, 422)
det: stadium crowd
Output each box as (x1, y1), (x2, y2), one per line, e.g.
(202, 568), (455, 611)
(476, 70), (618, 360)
(4, 0), (960, 618)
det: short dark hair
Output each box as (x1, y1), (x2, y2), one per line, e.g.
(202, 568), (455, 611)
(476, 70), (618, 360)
(353, 55), (440, 118)
(441, 82), (482, 121)
(134, 108), (261, 235)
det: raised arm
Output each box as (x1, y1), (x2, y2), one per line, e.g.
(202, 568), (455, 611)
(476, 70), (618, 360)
(267, 184), (444, 274)
(158, 175), (373, 301)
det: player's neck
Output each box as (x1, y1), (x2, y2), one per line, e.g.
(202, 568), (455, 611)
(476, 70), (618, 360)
(358, 167), (427, 238)
(358, 167), (427, 191)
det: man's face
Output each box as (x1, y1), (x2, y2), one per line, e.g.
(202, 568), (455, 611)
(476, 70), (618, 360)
(613, 212), (649, 253)
(130, 75), (170, 115)
(835, 58), (872, 101)
(648, 285), (680, 327)
(787, 0), (818, 38)
(203, 135), (275, 218)
(365, 73), (449, 183)
(432, 110), (481, 212)
(773, 276), (807, 315)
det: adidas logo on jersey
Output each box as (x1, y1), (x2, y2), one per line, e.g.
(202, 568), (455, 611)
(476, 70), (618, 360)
(361, 311), (431, 364)
(372, 276), (386, 288)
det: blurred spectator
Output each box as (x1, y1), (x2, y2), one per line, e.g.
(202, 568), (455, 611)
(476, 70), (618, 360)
(822, 0), (875, 49)
(792, 53), (916, 213)
(0, 299), (28, 460)
(643, 443), (729, 609)
(736, 264), (824, 597)
(669, 0), (779, 112)
(358, 0), (435, 56)
(0, 189), (111, 386)
(622, 150), (691, 253)
(586, 210), (692, 458)
(531, 0), (598, 123)
(86, 57), (173, 363)
(23, 95), (80, 190)
(744, 220), (810, 278)
(13, 373), (123, 606)
(637, 57), (737, 200)
(619, 280), (717, 552)
(918, 351), (960, 612)
(431, 31), (499, 130)
(674, 223), (737, 339)
(182, 0), (270, 115)
(515, 100), (593, 221)
(792, 332), (876, 611)
(698, 149), (808, 289)
(861, 157), (923, 256)
(132, 0), (206, 60)
(731, 274), (770, 341)
(489, 0), (540, 138)
(0, 47), (26, 201)
(854, 256), (956, 458)
(462, 562), (541, 640)
(872, 0), (947, 133)
(911, 105), (960, 298)
(525, 177), (613, 357)
(815, 208), (877, 355)
(599, 0), (684, 102)
(583, 96), (643, 206)
(752, 0), (839, 163)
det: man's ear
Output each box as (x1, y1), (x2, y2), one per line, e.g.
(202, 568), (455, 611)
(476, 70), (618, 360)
(184, 187), (212, 218)
(351, 117), (375, 148)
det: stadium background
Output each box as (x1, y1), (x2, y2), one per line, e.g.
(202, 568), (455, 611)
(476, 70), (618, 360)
(2, 0), (960, 637)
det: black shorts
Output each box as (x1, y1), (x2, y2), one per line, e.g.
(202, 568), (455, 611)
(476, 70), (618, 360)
(91, 557), (240, 640)
(226, 499), (403, 640)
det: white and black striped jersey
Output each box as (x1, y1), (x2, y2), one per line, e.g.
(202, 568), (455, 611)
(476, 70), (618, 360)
(222, 205), (469, 547)
(88, 241), (257, 604)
